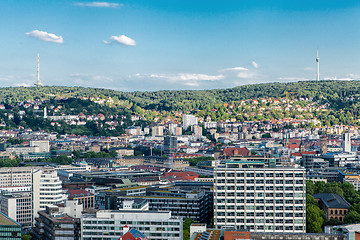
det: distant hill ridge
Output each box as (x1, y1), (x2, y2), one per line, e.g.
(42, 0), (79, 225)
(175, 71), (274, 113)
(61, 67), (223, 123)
(1, 80), (360, 111)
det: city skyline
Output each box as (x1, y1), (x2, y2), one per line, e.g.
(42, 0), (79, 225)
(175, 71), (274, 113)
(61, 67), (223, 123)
(0, 0), (360, 91)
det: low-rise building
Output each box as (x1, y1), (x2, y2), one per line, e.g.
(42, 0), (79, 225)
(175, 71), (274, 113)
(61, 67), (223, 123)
(67, 189), (95, 209)
(313, 193), (351, 222)
(0, 186), (33, 229)
(32, 200), (82, 240)
(81, 210), (183, 240)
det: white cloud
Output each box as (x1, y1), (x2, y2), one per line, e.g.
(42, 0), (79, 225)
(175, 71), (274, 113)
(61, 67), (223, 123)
(323, 76), (353, 81)
(236, 71), (257, 79)
(223, 67), (248, 71)
(251, 61), (259, 68)
(346, 73), (360, 79)
(75, 2), (121, 8)
(69, 74), (113, 85)
(15, 83), (32, 87)
(148, 73), (224, 82)
(304, 67), (314, 71)
(25, 30), (64, 44)
(278, 77), (308, 82)
(130, 73), (225, 89)
(103, 35), (136, 46)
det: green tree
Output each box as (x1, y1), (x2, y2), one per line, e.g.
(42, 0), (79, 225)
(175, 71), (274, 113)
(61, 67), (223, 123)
(306, 204), (324, 233)
(344, 210), (360, 224)
(183, 218), (195, 240)
(306, 180), (316, 195)
(22, 234), (31, 240)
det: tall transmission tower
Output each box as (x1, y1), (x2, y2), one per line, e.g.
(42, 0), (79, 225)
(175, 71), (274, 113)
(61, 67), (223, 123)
(316, 49), (320, 81)
(35, 53), (43, 87)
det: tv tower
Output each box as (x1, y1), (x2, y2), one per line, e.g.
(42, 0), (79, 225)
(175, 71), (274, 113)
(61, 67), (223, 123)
(35, 53), (42, 87)
(316, 49), (320, 81)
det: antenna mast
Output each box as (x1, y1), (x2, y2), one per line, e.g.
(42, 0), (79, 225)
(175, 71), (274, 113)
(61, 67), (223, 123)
(35, 53), (42, 87)
(316, 49), (320, 81)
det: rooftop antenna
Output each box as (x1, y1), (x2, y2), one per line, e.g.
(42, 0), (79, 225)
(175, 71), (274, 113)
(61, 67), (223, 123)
(316, 49), (320, 81)
(35, 53), (42, 87)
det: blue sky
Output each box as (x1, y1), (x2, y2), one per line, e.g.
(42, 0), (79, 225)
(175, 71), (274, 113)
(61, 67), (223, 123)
(0, 0), (360, 91)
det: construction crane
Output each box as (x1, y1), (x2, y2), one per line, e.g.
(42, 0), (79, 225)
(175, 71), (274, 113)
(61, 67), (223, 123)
(284, 91), (296, 102)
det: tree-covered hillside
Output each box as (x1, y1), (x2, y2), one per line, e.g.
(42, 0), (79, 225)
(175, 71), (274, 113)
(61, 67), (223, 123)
(1, 80), (360, 110)
(1, 80), (360, 130)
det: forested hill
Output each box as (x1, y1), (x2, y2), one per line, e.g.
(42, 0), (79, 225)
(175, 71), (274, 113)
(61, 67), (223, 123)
(1, 80), (360, 111)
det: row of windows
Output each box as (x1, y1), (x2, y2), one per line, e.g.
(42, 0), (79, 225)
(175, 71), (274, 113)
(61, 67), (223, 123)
(216, 218), (304, 226)
(217, 211), (304, 218)
(217, 179), (303, 184)
(215, 203), (304, 211)
(83, 220), (181, 226)
(215, 172), (304, 178)
(216, 193), (301, 198)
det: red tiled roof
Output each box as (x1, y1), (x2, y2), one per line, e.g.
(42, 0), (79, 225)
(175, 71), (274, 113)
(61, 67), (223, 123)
(286, 144), (300, 150)
(222, 147), (250, 157)
(163, 171), (198, 181)
(301, 151), (316, 155)
(67, 189), (93, 198)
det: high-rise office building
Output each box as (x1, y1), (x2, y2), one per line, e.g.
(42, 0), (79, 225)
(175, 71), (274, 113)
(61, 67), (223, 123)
(342, 132), (351, 153)
(214, 160), (306, 233)
(164, 136), (178, 155)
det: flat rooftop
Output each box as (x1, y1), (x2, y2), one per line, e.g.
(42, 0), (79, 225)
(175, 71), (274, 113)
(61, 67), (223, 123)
(0, 212), (19, 226)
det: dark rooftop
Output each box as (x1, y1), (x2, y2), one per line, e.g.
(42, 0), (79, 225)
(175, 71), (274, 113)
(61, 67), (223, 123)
(313, 193), (351, 209)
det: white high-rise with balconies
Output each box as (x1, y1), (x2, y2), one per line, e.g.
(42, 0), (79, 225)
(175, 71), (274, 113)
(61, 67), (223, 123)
(0, 167), (66, 221)
(33, 168), (67, 217)
(214, 160), (306, 233)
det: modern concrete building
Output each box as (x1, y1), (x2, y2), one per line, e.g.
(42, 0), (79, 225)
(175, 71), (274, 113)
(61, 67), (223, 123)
(213, 160), (306, 233)
(322, 153), (358, 168)
(0, 186), (33, 229)
(32, 200), (82, 240)
(81, 210), (183, 240)
(0, 167), (36, 187)
(116, 189), (212, 223)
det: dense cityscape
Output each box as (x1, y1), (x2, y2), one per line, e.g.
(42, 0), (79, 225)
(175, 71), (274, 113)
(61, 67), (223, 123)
(1, 86), (360, 239)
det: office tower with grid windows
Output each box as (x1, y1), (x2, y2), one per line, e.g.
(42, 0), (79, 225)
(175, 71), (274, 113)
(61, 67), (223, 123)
(213, 160), (306, 233)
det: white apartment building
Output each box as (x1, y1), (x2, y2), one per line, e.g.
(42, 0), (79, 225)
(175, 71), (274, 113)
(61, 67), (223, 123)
(0, 167), (66, 220)
(33, 168), (67, 217)
(183, 114), (198, 130)
(214, 161), (306, 233)
(81, 210), (183, 240)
